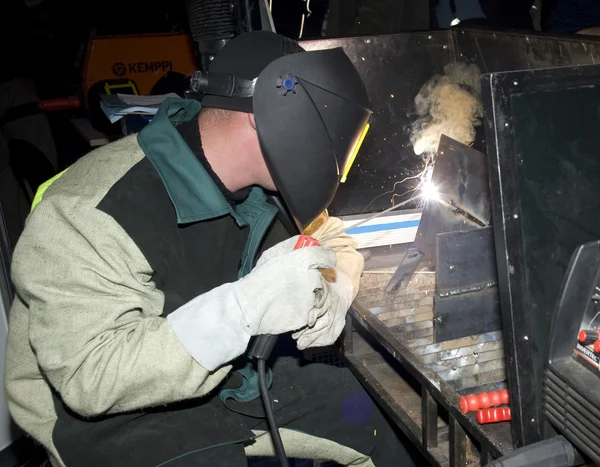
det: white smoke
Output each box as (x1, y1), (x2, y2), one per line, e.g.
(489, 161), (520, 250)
(410, 62), (483, 157)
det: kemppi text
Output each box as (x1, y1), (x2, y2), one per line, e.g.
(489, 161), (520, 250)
(129, 61), (173, 73)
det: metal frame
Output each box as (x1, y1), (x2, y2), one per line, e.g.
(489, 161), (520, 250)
(343, 304), (513, 466)
(482, 63), (600, 448)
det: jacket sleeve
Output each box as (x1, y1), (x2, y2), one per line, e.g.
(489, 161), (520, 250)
(11, 200), (231, 418)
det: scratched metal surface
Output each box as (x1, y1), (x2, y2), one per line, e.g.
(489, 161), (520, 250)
(452, 29), (600, 74)
(358, 270), (506, 393)
(300, 32), (454, 216)
(298, 31), (600, 218)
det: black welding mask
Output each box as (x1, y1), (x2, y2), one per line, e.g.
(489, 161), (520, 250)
(196, 31), (372, 230)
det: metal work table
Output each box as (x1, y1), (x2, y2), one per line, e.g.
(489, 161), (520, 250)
(343, 269), (512, 466)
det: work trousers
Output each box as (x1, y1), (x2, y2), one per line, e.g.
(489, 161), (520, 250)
(55, 355), (422, 467)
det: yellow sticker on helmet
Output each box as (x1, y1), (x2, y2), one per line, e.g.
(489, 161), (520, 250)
(341, 122), (370, 183)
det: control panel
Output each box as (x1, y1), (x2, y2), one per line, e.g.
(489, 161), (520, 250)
(545, 241), (600, 465)
(574, 286), (600, 373)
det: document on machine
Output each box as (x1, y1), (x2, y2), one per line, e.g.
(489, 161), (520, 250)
(99, 93), (180, 123)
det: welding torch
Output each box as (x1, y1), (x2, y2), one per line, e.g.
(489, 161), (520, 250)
(250, 193), (421, 360)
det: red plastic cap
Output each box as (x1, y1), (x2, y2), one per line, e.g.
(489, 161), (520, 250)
(579, 330), (588, 343)
(594, 341), (600, 354)
(459, 389), (509, 414)
(459, 396), (472, 414)
(477, 407), (512, 424)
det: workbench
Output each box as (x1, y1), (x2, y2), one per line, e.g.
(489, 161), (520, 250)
(342, 265), (512, 466)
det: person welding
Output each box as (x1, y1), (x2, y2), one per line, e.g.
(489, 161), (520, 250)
(4, 31), (419, 466)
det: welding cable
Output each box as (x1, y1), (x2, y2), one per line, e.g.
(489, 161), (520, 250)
(154, 438), (251, 466)
(257, 358), (290, 467)
(298, 0), (312, 38)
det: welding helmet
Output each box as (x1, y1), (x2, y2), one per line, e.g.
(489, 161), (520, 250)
(195, 31), (372, 230)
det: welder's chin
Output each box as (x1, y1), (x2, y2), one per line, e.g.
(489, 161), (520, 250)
(262, 176), (278, 192)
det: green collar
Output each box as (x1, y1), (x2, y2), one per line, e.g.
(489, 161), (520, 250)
(138, 97), (254, 225)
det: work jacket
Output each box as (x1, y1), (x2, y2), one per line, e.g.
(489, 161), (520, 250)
(4, 98), (295, 466)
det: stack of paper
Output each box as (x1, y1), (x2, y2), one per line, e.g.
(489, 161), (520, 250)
(100, 93), (180, 123)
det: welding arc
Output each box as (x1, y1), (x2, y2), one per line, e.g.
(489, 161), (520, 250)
(320, 195), (421, 243)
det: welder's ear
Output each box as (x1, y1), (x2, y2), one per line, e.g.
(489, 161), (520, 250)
(248, 113), (257, 131)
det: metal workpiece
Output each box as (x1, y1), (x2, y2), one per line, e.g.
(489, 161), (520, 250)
(385, 181), (501, 345)
(385, 135), (492, 295)
(434, 228), (502, 343)
(414, 136), (491, 267)
(344, 270), (511, 466)
(384, 247), (424, 293)
(432, 135), (491, 227)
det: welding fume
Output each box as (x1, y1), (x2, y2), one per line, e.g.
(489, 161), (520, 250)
(411, 62), (483, 157)
(327, 63), (485, 250)
(409, 62), (483, 202)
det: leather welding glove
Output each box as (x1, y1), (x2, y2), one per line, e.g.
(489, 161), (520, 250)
(310, 214), (365, 299)
(292, 269), (354, 350)
(289, 214), (364, 349)
(167, 236), (336, 371)
(258, 214), (364, 297)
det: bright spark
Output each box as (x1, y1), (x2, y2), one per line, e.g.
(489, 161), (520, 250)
(420, 180), (439, 201)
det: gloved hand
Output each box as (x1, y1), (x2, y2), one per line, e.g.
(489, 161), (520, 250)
(250, 214), (364, 351)
(309, 214), (364, 299)
(240, 240), (337, 335)
(167, 236), (337, 371)
(291, 213), (365, 350)
(292, 269), (354, 349)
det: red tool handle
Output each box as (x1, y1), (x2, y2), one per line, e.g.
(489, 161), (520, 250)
(459, 389), (509, 414)
(38, 96), (81, 111)
(477, 407), (512, 424)
(294, 235), (320, 249)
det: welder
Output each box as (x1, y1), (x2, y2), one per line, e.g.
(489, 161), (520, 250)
(4, 31), (419, 466)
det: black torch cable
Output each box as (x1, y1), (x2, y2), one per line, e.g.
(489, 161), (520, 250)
(257, 358), (289, 467)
